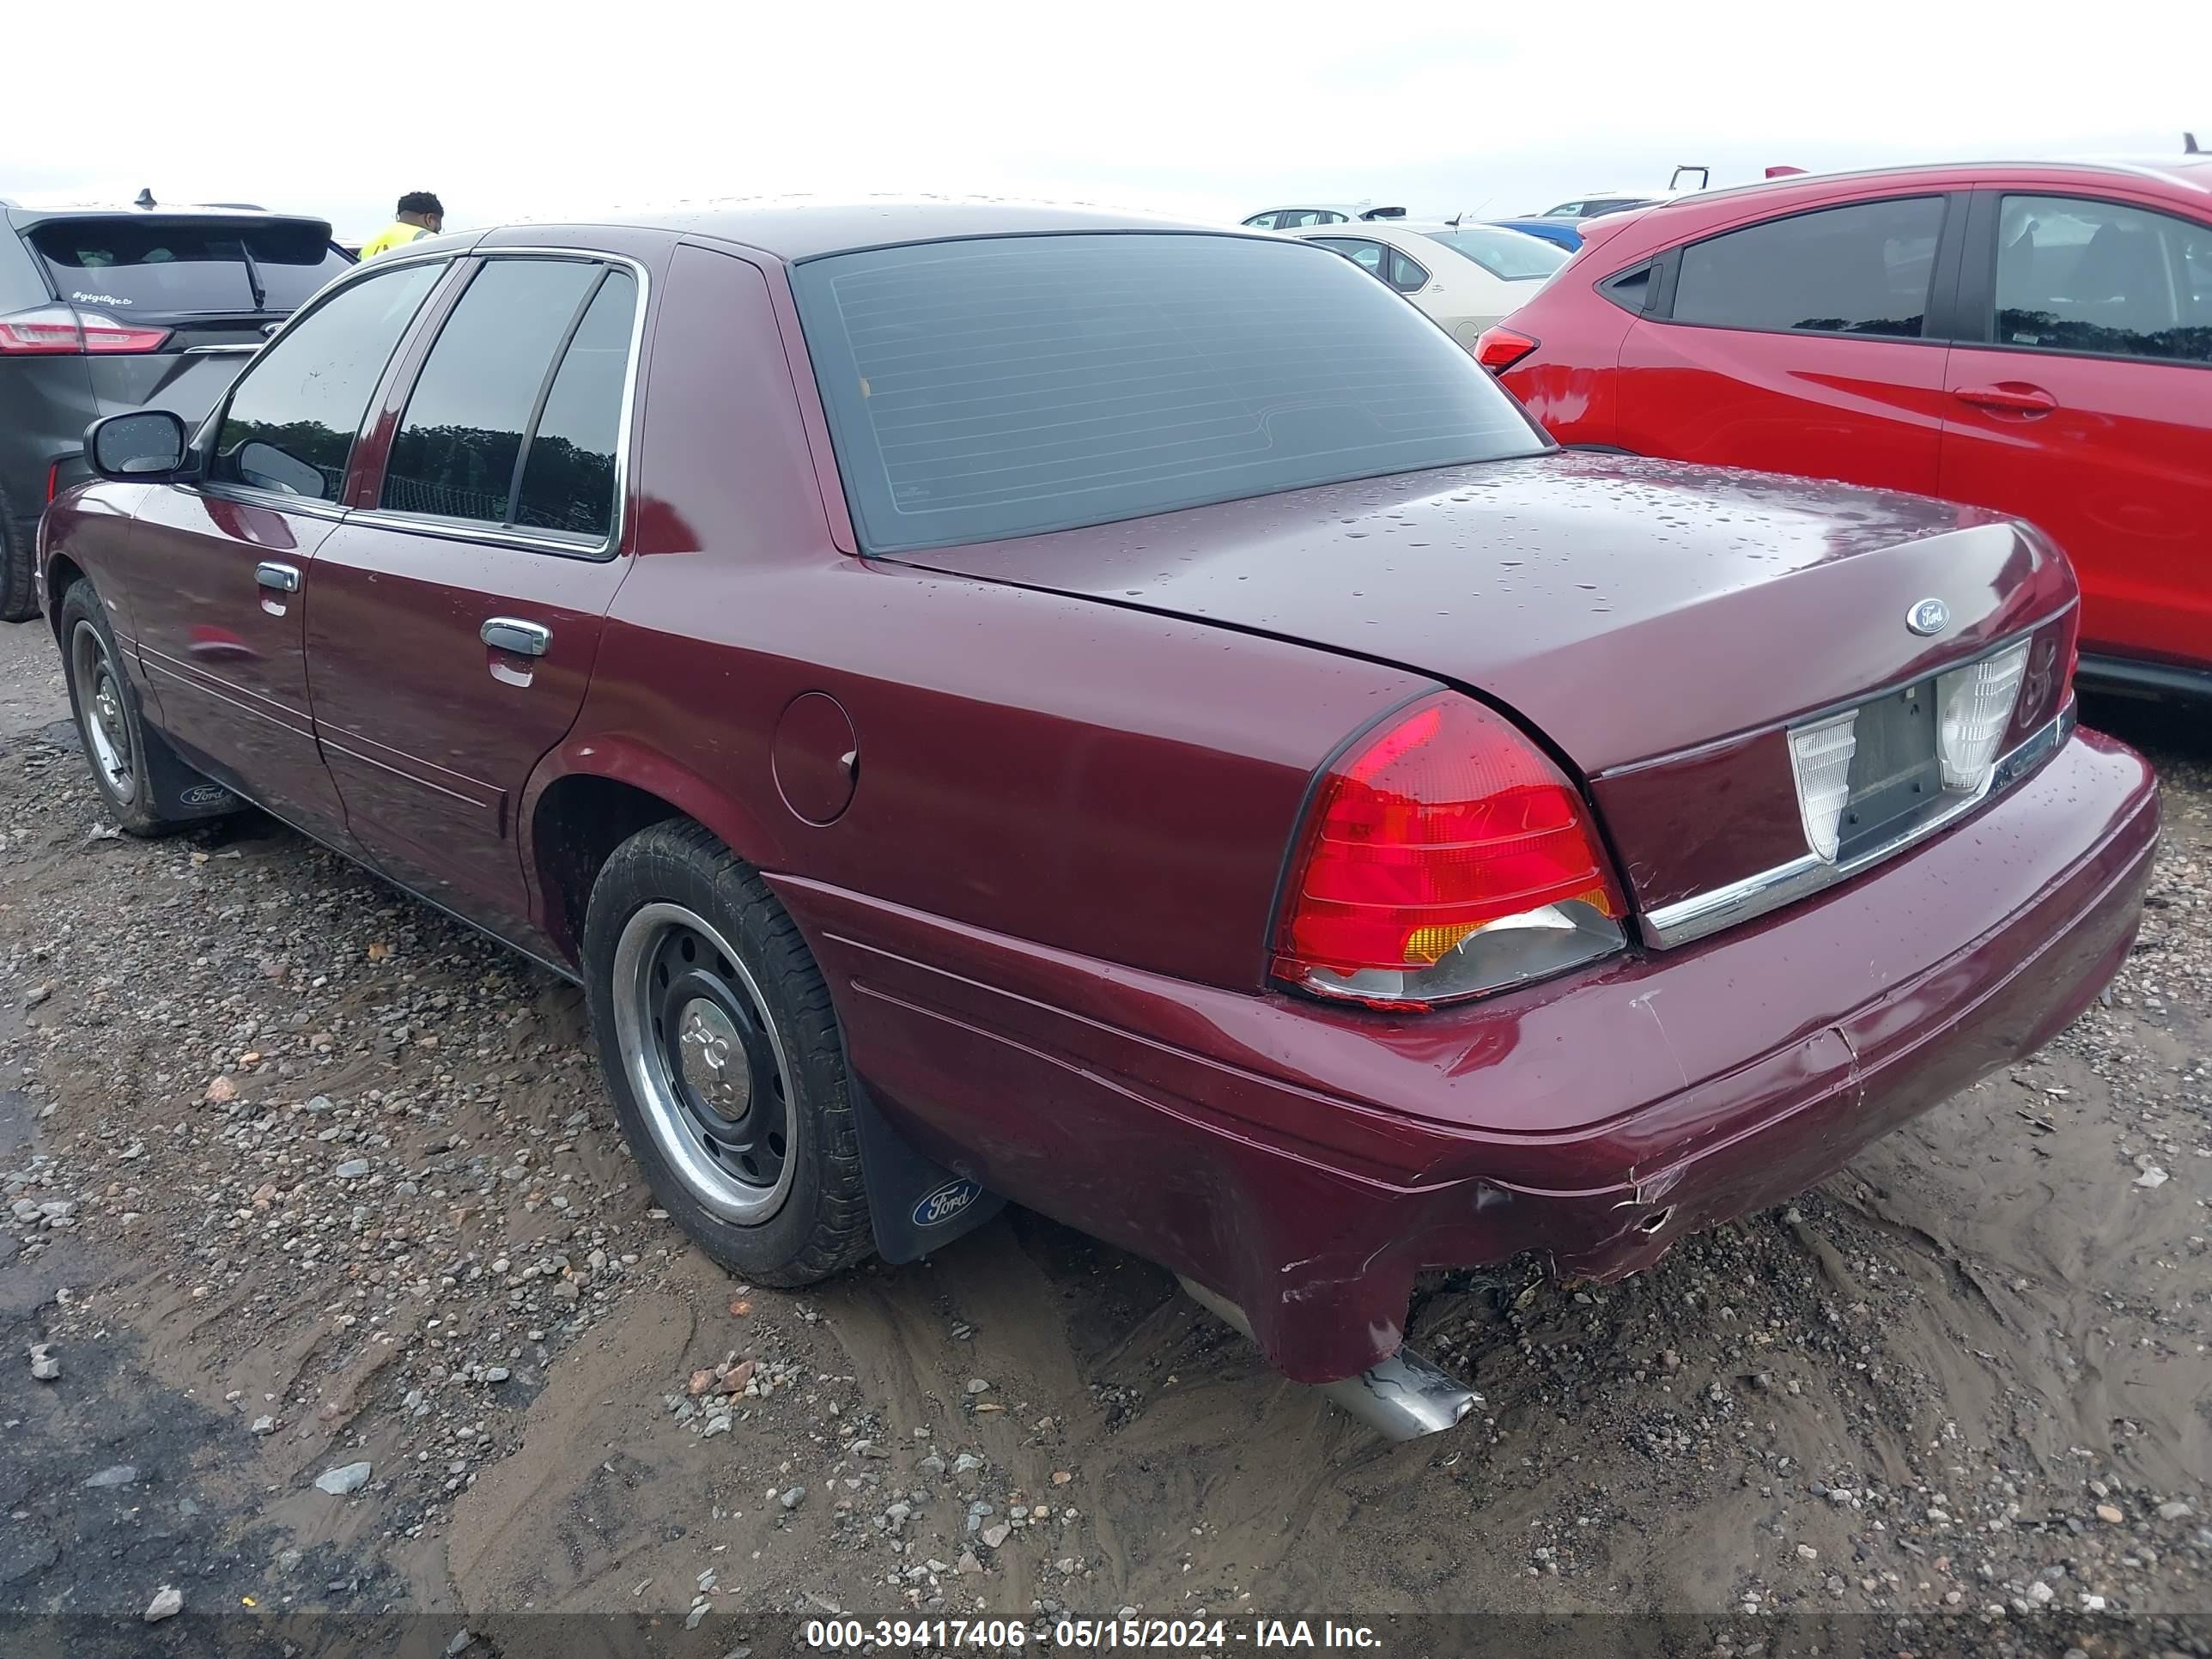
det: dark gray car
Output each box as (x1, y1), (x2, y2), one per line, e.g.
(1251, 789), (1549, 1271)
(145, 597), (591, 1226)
(0, 200), (351, 618)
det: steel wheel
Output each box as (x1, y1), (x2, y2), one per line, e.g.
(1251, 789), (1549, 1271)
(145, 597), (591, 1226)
(70, 618), (136, 805)
(609, 900), (795, 1224)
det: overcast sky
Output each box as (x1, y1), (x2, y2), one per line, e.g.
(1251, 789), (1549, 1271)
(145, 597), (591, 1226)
(5, 1), (2204, 239)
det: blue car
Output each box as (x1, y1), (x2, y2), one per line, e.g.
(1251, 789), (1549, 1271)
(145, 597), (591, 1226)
(1484, 216), (1589, 251)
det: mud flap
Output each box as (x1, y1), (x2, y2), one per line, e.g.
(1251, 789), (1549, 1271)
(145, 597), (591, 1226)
(851, 1079), (1005, 1263)
(145, 726), (243, 821)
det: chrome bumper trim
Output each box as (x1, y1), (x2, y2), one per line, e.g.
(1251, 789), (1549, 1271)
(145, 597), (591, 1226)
(1641, 698), (2076, 950)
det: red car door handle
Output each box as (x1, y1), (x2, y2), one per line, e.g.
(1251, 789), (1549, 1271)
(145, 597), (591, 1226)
(481, 617), (551, 658)
(1952, 383), (2057, 415)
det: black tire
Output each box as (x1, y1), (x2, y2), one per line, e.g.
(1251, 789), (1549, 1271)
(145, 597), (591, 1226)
(581, 819), (873, 1287)
(57, 580), (234, 836)
(0, 487), (36, 623)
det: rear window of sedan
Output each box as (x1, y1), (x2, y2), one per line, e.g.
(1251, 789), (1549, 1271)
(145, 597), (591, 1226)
(791, 232), (1543, 554)
(1420, 227), (1571, 281)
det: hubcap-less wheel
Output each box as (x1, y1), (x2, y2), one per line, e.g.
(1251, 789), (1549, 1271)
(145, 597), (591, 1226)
(611, 901), (794, 1224)
(70, 619), (135, 804)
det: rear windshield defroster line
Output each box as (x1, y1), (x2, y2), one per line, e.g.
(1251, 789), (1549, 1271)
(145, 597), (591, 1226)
(790, 232), (1546, 555)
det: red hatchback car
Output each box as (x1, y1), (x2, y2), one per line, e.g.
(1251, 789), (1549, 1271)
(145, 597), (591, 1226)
(38, 204), (2157, 1439)
(1486, 157), (2212, 699)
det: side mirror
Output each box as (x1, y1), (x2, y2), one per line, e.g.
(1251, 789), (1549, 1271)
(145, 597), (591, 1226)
(86, 409), (188, 481)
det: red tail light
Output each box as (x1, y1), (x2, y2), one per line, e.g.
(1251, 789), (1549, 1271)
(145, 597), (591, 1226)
(1273, 693), (1628, 1008)
(46, 460), (63, 504)
(0, 305), (171, 356)
(1474, 325), (1538, 374)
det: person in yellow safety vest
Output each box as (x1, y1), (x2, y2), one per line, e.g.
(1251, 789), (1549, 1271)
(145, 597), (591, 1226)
(359, 192), (445, 259)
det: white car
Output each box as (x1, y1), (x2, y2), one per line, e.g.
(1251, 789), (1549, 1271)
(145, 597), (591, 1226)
(1241, 203), (1407, 230)
(1282, 220), (1569, 349)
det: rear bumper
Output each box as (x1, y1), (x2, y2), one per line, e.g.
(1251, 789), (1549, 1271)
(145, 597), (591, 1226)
(776, 727), (2158, 1383)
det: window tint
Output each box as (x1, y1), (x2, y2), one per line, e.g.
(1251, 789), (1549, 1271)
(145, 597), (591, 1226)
(1241, 213), (1280, 229)
(1673, 196), (1945, 338)
(1599, 263), (1653, 313)
(513, 270), (637, 540)
(27, 216), (351, 316)
(381, 259), (603, 526)
(1421, 228), (1570, 280)
(1385, 249), (1430, 293)
(1992, 195), (2212, 364)
(1313, 236), (1387, 277)
(792, 233), (1541, 554)
(208, 259), (442, 501)
(256, 242), (357, 309)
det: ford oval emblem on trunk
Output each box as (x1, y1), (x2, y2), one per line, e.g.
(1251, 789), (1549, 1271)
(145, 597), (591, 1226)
(912, 1178), (981, 1228)
(1906, 598), (1950, 636)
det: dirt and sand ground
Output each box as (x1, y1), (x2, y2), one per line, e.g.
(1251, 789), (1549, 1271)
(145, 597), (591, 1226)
(1, 612), (2207, 1659)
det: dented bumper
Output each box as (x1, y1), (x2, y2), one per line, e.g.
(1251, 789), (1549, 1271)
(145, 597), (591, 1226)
(776, 727), (2159, 1385)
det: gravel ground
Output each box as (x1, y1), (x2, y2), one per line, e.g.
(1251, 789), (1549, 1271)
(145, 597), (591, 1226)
(1, 612), (2207, 1658)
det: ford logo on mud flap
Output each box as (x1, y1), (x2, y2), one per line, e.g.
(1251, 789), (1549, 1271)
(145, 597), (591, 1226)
(912, 1178), (981, 1229)
(179, 784), (235, 808)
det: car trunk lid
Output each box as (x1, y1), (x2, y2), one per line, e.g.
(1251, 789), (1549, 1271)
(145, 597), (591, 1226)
(890, 451), (2077, 929)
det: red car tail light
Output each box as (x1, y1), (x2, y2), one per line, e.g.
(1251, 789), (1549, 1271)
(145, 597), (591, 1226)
(0, 305), (170, 356)
(1474, 325), (1538, 374)
(1273, 692), (1629, 1008)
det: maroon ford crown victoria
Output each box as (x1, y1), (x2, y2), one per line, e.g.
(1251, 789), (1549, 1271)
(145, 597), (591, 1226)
(39, 203), (2158, 1439)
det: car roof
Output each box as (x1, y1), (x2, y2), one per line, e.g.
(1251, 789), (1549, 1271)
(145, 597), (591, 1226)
(1282, 220), (1426, 246)
(553, 198), (1238, 262)
(3, 199), (333, 232)
(1641, 155), (2212, 216)
(1290, 218), (1528, 240)
(1282, 220), (1518, 270)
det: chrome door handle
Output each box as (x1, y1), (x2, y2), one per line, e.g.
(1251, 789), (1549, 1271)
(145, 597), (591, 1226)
(481, 617), (551, 658)
(255, 562), (301, 593)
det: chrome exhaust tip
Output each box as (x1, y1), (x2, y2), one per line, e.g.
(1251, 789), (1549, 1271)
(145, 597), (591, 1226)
(1177, 1275), (1480, 1443)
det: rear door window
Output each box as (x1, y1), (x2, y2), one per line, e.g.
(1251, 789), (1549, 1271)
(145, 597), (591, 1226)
(512, 271), (639, 540)
(382, 258), (637, 545)
(1671, 196), (1947, 338)
(207, 259), (444, 501)
(27, 217), (351, 317)
(792, 232), (1543, 554)
(1990, 195), (2212, 364)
